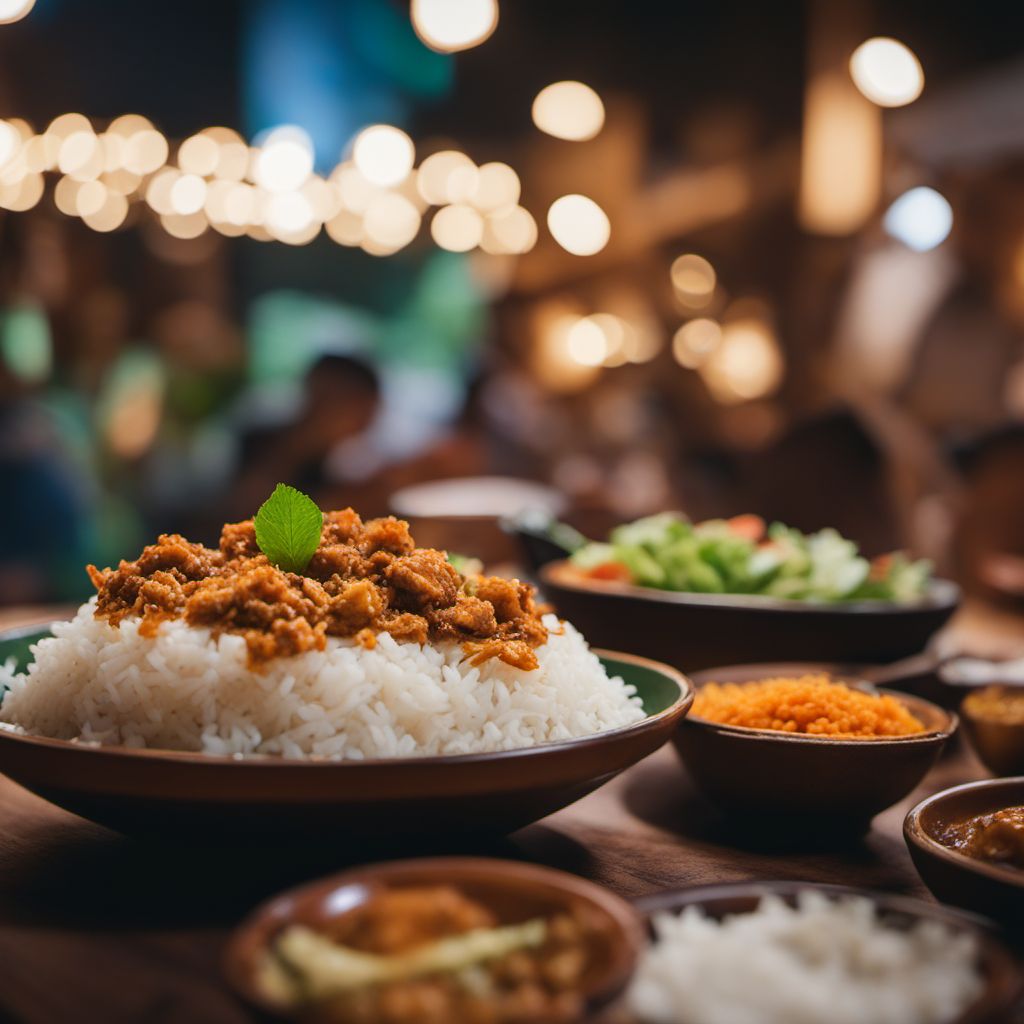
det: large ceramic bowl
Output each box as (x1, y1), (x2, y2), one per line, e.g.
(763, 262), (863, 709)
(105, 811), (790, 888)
(0, 625), (692, 838)
(634, 881), (1022, 1024)
(540, 560), (960, 672)
(225, 857), (645, 1019)
(671, 663), (957, 829)
(905, 777), (1024, 927)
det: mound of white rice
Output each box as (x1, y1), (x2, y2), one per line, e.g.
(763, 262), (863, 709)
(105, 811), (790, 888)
(0, 602), (644, 759)
(627, 891), (982, 1024)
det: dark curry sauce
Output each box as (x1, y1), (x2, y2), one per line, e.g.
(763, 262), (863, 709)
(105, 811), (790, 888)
(938, 805), (1024, 870)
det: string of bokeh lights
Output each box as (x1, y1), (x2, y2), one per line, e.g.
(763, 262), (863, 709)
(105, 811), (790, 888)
(0, 0), (948, 408)
(0, 114), (577, 256)
(0, 74), (614, 258)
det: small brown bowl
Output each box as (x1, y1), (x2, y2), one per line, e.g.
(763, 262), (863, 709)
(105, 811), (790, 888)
(671, 663), (957, 829)
(960, 687), (1024, 776)
(540, 560), (960, 672)
(224, 856), (645, 1019)
(633, 881), (1022, 1024)
(905, 777), (1024, 927)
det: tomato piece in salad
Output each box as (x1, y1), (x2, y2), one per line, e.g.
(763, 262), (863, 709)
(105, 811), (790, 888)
(726, 514), (766, 542)
(586, 562), (634, 583)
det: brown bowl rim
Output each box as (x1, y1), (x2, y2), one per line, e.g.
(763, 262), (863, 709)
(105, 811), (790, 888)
(679, 664), (957, 747)
(631, 879), (1022, 1022)
(904, 777), (1024, 889)
(541, 560), (961, 615)
(0, 630), (693, 769)
(223, 856), (646, 1018)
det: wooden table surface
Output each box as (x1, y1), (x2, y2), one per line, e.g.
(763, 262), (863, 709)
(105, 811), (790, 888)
(0, 601), (1022, 1023)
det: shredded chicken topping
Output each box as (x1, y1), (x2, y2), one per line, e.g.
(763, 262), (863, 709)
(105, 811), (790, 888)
(88, 510), (549, 670)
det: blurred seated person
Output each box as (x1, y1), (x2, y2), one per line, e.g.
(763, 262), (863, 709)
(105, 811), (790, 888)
(230, 354), (381, 518)
(0, 381), (92, 604)
(731, 407), (905, 557)
(955, 425), (1024, 604)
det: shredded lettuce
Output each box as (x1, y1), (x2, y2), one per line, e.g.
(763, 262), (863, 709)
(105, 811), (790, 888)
(569, 513), (931, 604)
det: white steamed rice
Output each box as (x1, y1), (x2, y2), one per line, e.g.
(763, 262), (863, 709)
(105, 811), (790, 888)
(0, 601), (644, 759)
(627, 891), (983, 1024)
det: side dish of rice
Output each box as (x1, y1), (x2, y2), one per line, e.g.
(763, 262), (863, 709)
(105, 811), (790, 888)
(627, 891), (983, 1024)
(0, 606), (644, 759)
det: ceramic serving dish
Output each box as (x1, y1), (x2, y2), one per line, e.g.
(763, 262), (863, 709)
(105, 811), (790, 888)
(671, 663), (957, 830)
(634, 881), (1022, 1024)
(224, 856), (645, 1019)
(905, 777), (1024, 927)
(960, 687), (1024, 776)
(0, 625), (692, 838)
(539, 560), (960, 672)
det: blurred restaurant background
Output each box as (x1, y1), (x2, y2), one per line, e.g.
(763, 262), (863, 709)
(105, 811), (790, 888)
(0, 0), (1022, 606)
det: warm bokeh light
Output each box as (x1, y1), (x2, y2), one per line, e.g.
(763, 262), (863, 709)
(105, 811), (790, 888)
(74, 179), (108, 217)
(532, 307), (601, 393)
(850, 37), (924, 107)
(54, 175), (82, 216)
(302, 175), (340, 222)
(566, 317), (610, 367)
(481, 205), (537, 254)
(411, 0), (498, 53)
(170, 173), (208, 215)
(58, 131), (99, 177)
(325, 209), (364, 247)
(124, 129), (169, 175)
(178, 133), (219, 176)
(470, 162), (520, 214)
(671, 254), (717, 306)
(203, 179), (234, 223)
(621, 321), (662, 364)
(883, 186), (953, 252)
(799, 71), (881, 235)
(700, 316), (784, 402)
(586, 313), (629, 367)
(431, 203), (483, 252)
(265, 191), (315, 236)
(223, 182), (258, 226)
(161, 211), (209, 240)
(0, 0), (35, 24)
(547, 194), (610, 256)
(531, 81), (605, 141)
(416, 150), (478, 205)
(82, 189), (129, 232)
(333, 162), (380, 214)
(0, 172), (42, 211)
(45, 113), (91, 144)
(207, 128), (250, 181)
(352, 125), (415, 188)
(672, 318), (722, 368)
(253, 127), (313, 193)
(107, 113), (154, 139)
(364, 193), (421, 249)
(145, 167), (180, 215)
(0, 121), (21, 169)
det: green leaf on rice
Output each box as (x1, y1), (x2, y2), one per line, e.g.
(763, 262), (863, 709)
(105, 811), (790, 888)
(254, 483), (323, 574)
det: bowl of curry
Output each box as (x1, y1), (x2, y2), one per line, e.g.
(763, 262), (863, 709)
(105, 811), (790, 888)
(905, 777), (1024, 928)
(224, 856), (644, 1023)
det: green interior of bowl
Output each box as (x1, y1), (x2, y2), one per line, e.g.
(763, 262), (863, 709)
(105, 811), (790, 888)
(0, 627), (44, 675)
(600, 656), (680, 715)
(0, 629), (680, 718)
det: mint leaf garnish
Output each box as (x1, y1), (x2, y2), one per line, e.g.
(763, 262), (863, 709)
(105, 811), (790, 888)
(254, 484), (322, 574)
